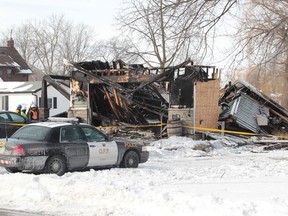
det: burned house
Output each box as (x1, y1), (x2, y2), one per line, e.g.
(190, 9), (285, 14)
(219, 78), (288, 136)
(67, 60), (172, 127)
(66, 59), (221, 135)
(167, 65), (220, 136)
(40, 59), (221, 137)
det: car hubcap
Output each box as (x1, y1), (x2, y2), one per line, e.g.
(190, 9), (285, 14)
(52, 161), (60, 172)
(128, 158), (134, 165)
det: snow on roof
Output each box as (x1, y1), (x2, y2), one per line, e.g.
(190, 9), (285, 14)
(19, 69), (33, 74)
(0, 55), (20, 67)
(0, 47), (31, 70)
(0, 81), (42, 92)
(0, 81), (69, 94)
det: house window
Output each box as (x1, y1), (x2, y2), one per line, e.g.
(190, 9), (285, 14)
(0, 69), (2, 78)
(1, 96), (8, 110)
(6, 69), (12, 78)
(53, 97), (57, 109)
(48, 98), (52, 109)
(39, 97), (57, 109)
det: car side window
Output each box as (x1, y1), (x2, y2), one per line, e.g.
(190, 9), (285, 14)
(9, 113), (25, 123)
(0, 113), (10, 122)
(60, 127), (85, 143)
(82, 127), (107, 142)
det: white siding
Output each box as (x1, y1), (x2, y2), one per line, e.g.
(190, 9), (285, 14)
(0, 93), (36, 112)
(35, 85), (70, 116)
(0, 83), (70, 116)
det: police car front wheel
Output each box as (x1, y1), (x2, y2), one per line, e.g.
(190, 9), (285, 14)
(121, 151), (139, 168)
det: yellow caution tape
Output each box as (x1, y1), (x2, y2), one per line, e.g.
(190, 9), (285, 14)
(96, 123), (288, 138)
(96, 123), (164, 129)
(0, 122), (26, 127)
(2, 120), (288, 139)
(183, 125), (259, 136)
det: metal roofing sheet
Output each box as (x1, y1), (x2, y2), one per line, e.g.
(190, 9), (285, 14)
(220, 94), (261, 133)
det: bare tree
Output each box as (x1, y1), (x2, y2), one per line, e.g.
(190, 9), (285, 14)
(94, 37), (139, 63)
(1, 14), (96, 77)
(233, 0), (288, 108)
(116, 0), (237, 68)
(59, 22), (97, 65)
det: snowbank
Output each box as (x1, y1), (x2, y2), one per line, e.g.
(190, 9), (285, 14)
(0, 136), (288, 216)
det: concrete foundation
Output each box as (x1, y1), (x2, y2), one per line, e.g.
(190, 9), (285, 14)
(68, 107), (90, 123)
(168, 108), (195, 135)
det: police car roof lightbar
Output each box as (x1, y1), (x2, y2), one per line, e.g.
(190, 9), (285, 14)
(47, 117), (79, 124)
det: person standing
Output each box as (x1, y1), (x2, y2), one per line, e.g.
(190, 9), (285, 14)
(28, 104), (39, 121)
(15, 104), (22, 113)
(20, 107), (27, 119)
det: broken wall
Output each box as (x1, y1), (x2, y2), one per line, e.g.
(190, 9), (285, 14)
(195, 79), (220, 129)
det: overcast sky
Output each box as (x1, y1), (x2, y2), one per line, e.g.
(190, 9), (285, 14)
(0, 0), (122, 39)
(0, 0), (237, 70)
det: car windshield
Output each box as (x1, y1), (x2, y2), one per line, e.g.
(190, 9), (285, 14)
(11, 125), (51, 141)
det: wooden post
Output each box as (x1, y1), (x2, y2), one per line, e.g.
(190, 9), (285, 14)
(39, 79), (49, 120)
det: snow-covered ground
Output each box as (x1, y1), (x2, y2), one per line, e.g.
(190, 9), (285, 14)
(0, 136), (288, 216)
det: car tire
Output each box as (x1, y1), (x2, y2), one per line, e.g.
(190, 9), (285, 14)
(5, 167), (20, 173)
(46, 155), (67, 176)
(120, 151), (139, 168)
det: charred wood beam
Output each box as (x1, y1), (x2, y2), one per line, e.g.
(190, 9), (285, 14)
(133, 100), (168, 118)
(113, 88), (120, 106)
(270, 109), (288, 124)
(69, 61), (132, 94)
(103, 85), (121, 120)
(133, 98), (166, 111)
(48, 75), (71, 87)
(133, 95), (165, 103)
(49, 74), (71, 80)
(43, 75), (70, 100)
(130, 59), (192, 94)
(150, 85), (169, 106)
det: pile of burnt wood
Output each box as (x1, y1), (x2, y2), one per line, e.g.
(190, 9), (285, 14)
(68, 59), (210, 133)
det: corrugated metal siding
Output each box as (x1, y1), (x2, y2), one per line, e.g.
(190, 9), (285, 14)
(237, 78), (288, 116)
(220, 94), (261, 133)
(233, 94), (261, 133)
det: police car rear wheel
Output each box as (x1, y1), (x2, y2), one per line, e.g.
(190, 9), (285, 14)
(121, 151), (139, 168)
(46, 155), (66, 176)
(5, 167), (20, 173)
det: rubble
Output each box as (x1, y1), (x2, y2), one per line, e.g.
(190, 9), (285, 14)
(219, 78), (288, 136)
(66, 59), (218, 130)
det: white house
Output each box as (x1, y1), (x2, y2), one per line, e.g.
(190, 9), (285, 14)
(0, 81), (70, 116)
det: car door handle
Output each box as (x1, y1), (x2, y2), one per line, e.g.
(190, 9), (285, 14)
(90, 145), (96, 147)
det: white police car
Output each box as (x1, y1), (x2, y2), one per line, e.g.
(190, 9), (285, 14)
(0, 118), (149, 176)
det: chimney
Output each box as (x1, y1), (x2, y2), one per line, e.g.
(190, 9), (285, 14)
(7, 38), (14, 48)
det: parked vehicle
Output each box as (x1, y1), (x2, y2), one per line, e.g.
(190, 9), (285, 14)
(0, 118), (149, 176)
(0, 111), (30, 138)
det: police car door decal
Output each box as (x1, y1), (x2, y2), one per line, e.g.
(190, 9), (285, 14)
(87, 141), (118, 167)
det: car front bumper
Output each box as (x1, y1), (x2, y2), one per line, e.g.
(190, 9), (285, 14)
(140, 151), (149, 163)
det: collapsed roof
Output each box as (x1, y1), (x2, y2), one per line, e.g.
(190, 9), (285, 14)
(219, 78), (288, 135)
(67, 59), (216, 126)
